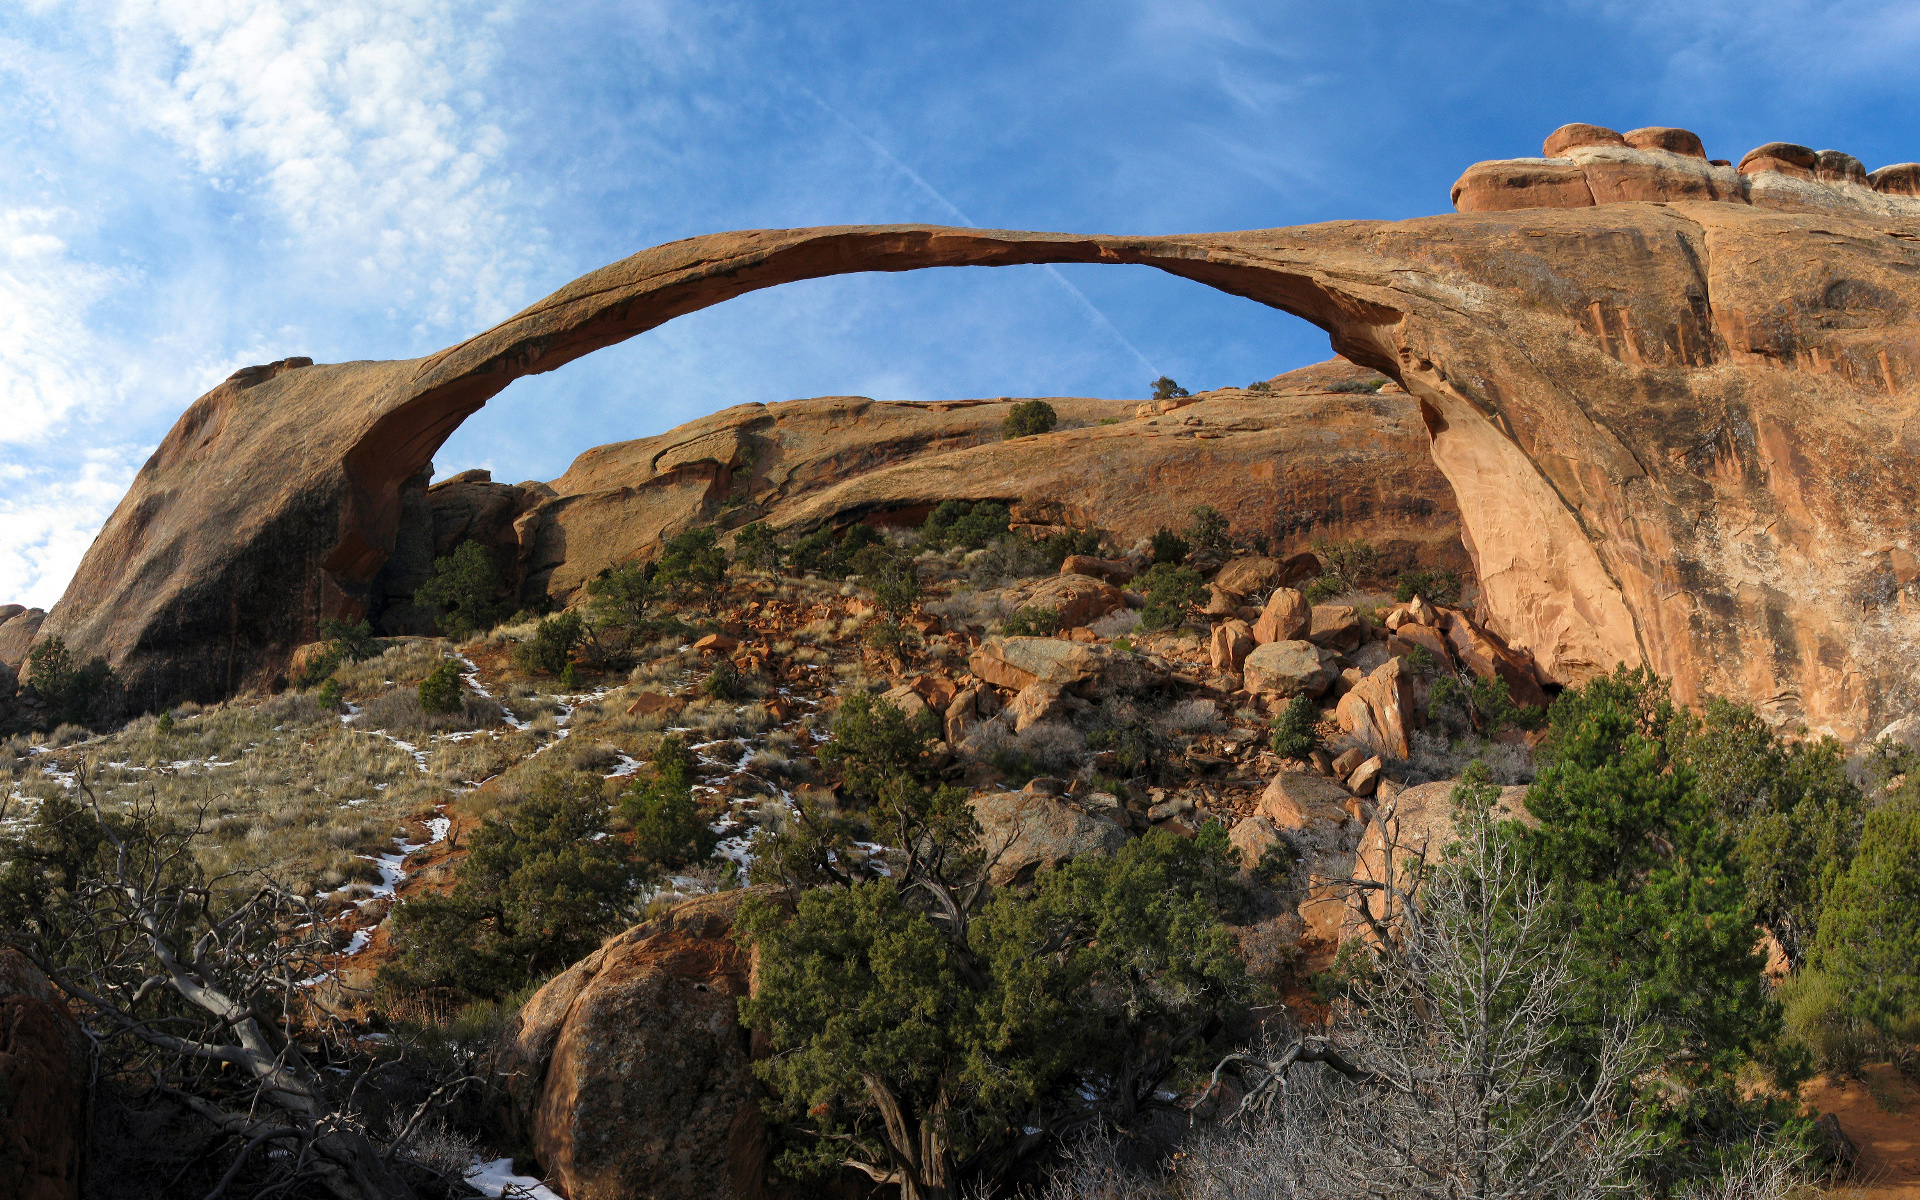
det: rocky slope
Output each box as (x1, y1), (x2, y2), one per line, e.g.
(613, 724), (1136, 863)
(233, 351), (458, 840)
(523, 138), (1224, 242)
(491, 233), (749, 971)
(14, 121), (1920, 739)
(375, 357), (1464, 622)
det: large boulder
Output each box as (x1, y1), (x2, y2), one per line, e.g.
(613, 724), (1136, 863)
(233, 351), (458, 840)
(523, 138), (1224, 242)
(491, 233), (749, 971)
(0, 950), (88, 1200)
(1015, 574), (1127, 629)
(1349, 781), (1535, 940)
(1336, 657), (1419, 760)
(1209, 619), (1255, 673)
(0, 609), (44, 675)
(1251, 587), (1310, 645)
(1242, 640), (1334, 698)
(968, 637), (1156, 697)
(1211, 556), (1285, 598)
(971, 791), (1131, 887)
(499, 891), (770, 1200)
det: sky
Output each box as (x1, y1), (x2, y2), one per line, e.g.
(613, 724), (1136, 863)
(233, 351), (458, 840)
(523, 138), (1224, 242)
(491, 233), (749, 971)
(2, 0), (1918, 610)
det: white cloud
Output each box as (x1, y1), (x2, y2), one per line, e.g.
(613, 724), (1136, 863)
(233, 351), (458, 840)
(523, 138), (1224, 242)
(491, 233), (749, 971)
(0, 446), (143, 609)
(0, 0), (538, 608)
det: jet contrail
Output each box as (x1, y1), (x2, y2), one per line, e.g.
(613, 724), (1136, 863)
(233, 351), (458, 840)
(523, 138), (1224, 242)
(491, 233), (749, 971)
(801, 88), (1161, 383)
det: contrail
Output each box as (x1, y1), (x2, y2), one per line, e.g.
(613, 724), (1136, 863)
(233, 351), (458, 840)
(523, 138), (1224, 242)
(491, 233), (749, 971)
(800, 88), (1161, 383)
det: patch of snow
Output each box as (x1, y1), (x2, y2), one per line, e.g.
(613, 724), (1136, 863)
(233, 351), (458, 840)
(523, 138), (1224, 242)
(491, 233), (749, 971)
(467, 1156), (563, 1200)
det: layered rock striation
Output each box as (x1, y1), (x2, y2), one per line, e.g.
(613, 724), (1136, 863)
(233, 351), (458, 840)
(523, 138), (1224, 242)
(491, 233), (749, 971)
(26, 122), (1920, 737)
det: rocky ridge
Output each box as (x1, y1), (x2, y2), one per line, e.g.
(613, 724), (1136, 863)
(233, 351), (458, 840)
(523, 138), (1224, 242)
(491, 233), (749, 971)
(10, 121), (1920, 740)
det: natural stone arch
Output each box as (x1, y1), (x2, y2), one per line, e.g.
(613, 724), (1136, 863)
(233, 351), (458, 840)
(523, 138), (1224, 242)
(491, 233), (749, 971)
(38, 198), (1920, 739)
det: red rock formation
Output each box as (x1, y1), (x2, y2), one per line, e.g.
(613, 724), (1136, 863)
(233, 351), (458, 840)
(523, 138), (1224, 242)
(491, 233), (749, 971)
(31, 130), (1920, 737)
(0, 950), (88, 1200)
(498, 891), (767, 1200)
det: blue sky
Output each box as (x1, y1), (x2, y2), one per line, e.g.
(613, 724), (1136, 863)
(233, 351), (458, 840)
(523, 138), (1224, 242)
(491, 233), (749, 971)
(2, 0), (1917, 608)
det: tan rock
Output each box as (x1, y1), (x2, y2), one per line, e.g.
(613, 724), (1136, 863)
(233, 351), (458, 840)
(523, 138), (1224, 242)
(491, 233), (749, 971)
(1252, 587), (1310, 644)
(1209, 618), (1255, 673)
(1737, 141), (1818, 175)
(0, 609), (44, 674)
(1350, 781), (1534, 939)
(1019, 573), (1127, 628)
(625, 691), (684, 718)
(1059, 555), (1135, 585)
(1242, 640), (1333, 697)
(1346, 755), (1384, 797)
(1004, 682), (1071, 732)
(1393, 621), (1453, 666)
(1437, 610), (1549, 709)
(1405, 595), (1435, 626)
(1336, 658), (1417, 759)
(498, 890), (768, 1200)
(1212, 556), (1285, 597)
(1542, 122), (1627, 157)
(693, 633), (737, 654)
(1306, 605), (1364, 653)
(1870, 163), (1920, 196)
(0, 950), (88, 1200)
(1330, 746), (1365, 779)
(1228, 814), (1284, 870)
(971, 790), (1132, 887)
(968, 637), (1154, 697)
(1622, 126), (1707, 158)
(944, 685), (986, 745)
(880, 683), (932, 725)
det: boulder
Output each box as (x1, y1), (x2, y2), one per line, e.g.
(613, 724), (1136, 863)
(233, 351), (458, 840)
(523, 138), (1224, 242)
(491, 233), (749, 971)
(1004, 682), (1072, 732)
(1209, 619), (1255, 673)
(1871, 163), (1920, 196)
(1542, 122), (1627, 158)
(499, 891), (768, 1200)
(1211, 556), (1285, 598)
(1201, 586), (1240, 617)
(694, 633), (738, 654)
(1737, 141), (1818, 175)
(1346, 755), (1384, 797)
(1306, 605), (1364, 653)
(1059, 555), (1135, 585)
(1436, 611), (1549, 709)
(944, 685), (989, 746)
(1391, 621), (1453, 666)
(1242, 640), (1332, 698)
(1349, 781), (1535, 939)
(1622, 126), (1706, 158)
(1336, 657), (1417, 759)
(1018, 574), (1127, 629)
(968, 637), (1155, 697)
(880, 683), (932, 725)
(0, 605), (21, 626)
(971, 791), (1132, 887)
(1329, 747), (1365, 779)
(0, 609), (44, 674)
(1228, 815), (1284, 870)
(0, 950), (89, 1200)
(1251, 587), (1310, 645)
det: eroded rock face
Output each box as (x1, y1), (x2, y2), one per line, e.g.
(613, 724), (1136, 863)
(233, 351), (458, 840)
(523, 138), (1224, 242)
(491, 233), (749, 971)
(970, 790), (1131, 887)
(0, 950), (88, 1200)
(499, 891), (768, 1200)
(36, 141), (1920, 736)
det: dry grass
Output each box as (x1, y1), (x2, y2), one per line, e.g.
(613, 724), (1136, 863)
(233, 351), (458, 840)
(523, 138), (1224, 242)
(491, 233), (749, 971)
(330, 638), (452, 696)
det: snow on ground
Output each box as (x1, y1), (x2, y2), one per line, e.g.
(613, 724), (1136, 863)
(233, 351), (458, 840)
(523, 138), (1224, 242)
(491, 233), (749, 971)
(466, 1156), (564, 1200)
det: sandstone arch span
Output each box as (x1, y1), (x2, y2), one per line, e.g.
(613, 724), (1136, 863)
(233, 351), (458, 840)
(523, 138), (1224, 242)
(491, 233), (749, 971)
(32, 191), (1920, 738)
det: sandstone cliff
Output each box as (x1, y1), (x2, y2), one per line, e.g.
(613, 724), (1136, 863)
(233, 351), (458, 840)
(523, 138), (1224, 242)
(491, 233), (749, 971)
(24, 122), (1920, 738)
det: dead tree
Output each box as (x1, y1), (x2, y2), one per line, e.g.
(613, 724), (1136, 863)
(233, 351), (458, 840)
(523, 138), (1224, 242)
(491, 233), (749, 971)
(0, 767), (466, 1200)
(1181, 796), (1656, 1200)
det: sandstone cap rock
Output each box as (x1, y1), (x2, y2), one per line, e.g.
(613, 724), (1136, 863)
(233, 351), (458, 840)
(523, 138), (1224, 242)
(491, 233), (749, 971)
(1870, 163), (1920, 196)
(1542, 122), (1626, 158)
(1623, 126), (1706, 158)
(1737, 141), (1818, 176)
(1242, 639), (1332, 698)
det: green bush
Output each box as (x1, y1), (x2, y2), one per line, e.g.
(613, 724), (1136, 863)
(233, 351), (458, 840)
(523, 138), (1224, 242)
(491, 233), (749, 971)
(736, 826), (1247, 1198)
(701, 657), (749, 701)
(511, 611), (585, 676)
(1814, 797), (1920, 1034)
(1085, 703), (1173, 780)
(1326, 376), (1387, 394)
(788, 523), (887, 579)
(1148, 527), (1189, 565)
(1150, 375), (1189, 400)
(418, 659), (464, 715)
(921, 500), (1012, 551)
(1002, 399), (1058, 439)
(1000, 606), (1061, 637)
(1186, 504), (1232, 554)
(586, 560), (659, 632)
(1270, 694), (1322, 759)
(1136, 562), (1204, 632)
(622, 735), (716, 870)
(845, 542), (920, 621)
(732, 522), (782, 574)
(26, 636), (116, 729)
(294, 618), (382, 688)
(382, 772), (643, 1001)
(316, 678), (342, 711)
(817, 689), (942, 809)
(1304, 537), (1379, 600)
(415, 541), (509, 638)
(1394, 567), (1462, 607)
(656, 526), (728, 597)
